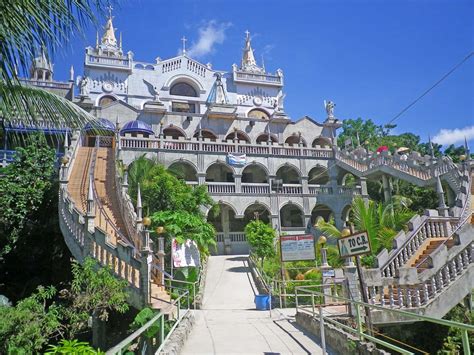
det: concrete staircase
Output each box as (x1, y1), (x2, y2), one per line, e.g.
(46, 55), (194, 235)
(60, 136), (171, 311)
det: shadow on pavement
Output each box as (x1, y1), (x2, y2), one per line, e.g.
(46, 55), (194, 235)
(226, 266), (249, 273)
(227, 256), (249, 262)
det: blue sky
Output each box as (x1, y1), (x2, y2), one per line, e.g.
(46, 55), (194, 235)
(52, 0), (474, 148)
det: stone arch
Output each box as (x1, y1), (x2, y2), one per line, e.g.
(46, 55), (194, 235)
(95, 93), (119, 107)
(145, 65), (155, 70)
(285, 134), (307, 147)
(311, 204), (334, 224)
(134, 63), (145, 69)
(165, 74), (204, 93)
(341, 205), (352, 226)
(256, 133), (278, 144)
(168, 160), (198, 181)
(308, 165), (329, 185)
(280, 202), (305, 228)
(225, 130), (251, 143)
(241, 163), (269, 183)
(205, 161), (235, 182)
(163, 125), (187, 139)
(207, 202), (241, 233)
(243, 202), (271, 225)
(341, 172), (357, 187)
(193, 129), (218, 141)
(247, 108), (270, 120)
(276, 163), (301, 184)
(312, 137), (332, 148)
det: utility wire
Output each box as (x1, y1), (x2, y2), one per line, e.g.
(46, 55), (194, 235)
(386, 51), (474, 125)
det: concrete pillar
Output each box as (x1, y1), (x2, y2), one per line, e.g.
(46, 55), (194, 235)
(334, 210), (344, 231)
(197, 172), (206, 186)
(301, 176), (309, 194)
(304, 214), (312, 230)
(221, 207), (231, 254)
(271, 215), (280, 234)
(382, 174), (392, 202)
(446, 185), (455, 207)
(234, 174), (242, 193)
(140, 229), (152, 306)
(343, 265), (360, 315)
(358, 176), (369, 201)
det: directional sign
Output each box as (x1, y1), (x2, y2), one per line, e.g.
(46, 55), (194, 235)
(337, 231), (371, 258)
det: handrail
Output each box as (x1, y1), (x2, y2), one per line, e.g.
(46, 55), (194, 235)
(105, 290), (190, 354)
(90, 138), (135, 250)
(294, 286), (473, 355)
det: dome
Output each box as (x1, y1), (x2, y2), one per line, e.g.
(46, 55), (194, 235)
(83, 118), (115, 132)
(120, 120), (154, 135)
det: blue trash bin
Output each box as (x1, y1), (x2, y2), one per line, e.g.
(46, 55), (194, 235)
(255, 294), (270, 310)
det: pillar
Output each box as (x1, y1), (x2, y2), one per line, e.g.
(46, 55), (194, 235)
(382, 174), (392, 203)
(301, 176), (309, 194)
(221, 206), (231, 254)
(234, 174), (242, 193)
(197, 172), (206, 186)
(358, 176), (369, 201)
(140, 229), (152, 306)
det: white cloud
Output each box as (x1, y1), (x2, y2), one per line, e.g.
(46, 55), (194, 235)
(432, 125), (474, 145)
(186, 21), (231, 59)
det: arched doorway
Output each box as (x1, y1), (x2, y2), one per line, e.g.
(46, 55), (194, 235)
(242, 164), (268, 183)
(280, 203), (304, 228)
(311, 204), (334, 224)
(308, 166), (329, 185)
(168, 161), (198, 182)
(225, 130), (251, 143)
(163, 126), (186, 140)
(193, 129), (218, 141)
(285, 135), (306, 146)
(312, 137), (332, 148)
(244, 203), (271, 225)
(276, 165), (301, 184)
(256, 133), (277, 144)
(206, 162), (234, 182)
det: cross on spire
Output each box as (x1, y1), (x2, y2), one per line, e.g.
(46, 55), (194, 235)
(181, 36), (187, 55)
(245, 30), (250, 39)
(107, 4), (113, 19)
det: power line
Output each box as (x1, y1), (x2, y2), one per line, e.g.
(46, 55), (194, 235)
(386, 51), (474, 126)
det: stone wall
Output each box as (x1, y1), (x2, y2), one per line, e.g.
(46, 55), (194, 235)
(295, 312), (390, 355)
(158, 312), (195, 355)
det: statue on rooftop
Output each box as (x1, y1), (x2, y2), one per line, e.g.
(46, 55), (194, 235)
(324, 100), (335, 118)
(274, 91), (286, 112)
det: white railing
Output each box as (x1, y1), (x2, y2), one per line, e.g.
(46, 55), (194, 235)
(88, 54), (130, 67)
(161, 58), (182, 73)
(241, 183), (270, 194)
(187, 59), (207, 77)
(368, 243), (473, 309)
(206, 182), (236, 194)
(308, 185), (333, 195)
(281, 184), (303, 194)
(381, 216), (458, 278)
(119, 136), (333, 158)
(229, 232), (246, 243)
(234, 71), (282, 84)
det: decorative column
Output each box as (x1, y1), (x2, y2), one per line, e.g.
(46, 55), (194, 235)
(358, 176), (369, 202)
(301, 176), (309, 194)
(436, 175), (449, 217)
(234, 174), (242, 193)
(197, 173), (206, 186)
(84, 175), (96, 258)
(319, 236), (333, 304)
(136, 183), (143, 231)
(122, 165), (129, 194)
(140, 217), (152, 307)
(382, 174), (392, 203)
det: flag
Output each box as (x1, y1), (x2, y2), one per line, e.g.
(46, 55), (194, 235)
(227, 153), (246, 166)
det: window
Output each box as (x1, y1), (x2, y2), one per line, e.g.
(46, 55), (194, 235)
(170, 82), (198, 97)
(99, 96), (116, 107)
(172, 102), (196, 113)
(248, 109), (270, 120)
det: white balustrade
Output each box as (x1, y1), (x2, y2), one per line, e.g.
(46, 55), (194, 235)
(241, 183), (270, 194)
(281, 184), (303, 194)
(206, 182), (236, 194)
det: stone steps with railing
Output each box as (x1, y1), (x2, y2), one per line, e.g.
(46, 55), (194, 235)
(58, 131), (169, 311)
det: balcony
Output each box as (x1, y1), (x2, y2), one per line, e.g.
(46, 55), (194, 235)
(233, 70), (283, 86)
(120, 136), (334, 159)
(86, 54), (131, 71)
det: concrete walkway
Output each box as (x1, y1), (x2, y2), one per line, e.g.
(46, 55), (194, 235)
(181, 255), (324, 355)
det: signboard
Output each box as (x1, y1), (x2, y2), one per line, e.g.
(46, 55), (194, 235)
(322, 269), (335, 278)
(337, 231), (371, 258)
(172, 239), (200, 268)
(227, 153), (246, 166)
(280, 234), (315, 262)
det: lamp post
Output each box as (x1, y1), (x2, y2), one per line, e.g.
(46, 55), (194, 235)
(141, 216), (152, 306)
(155, 226), (167, 280)
(318, 235), (329, 267)
(340, 227), (353, 266)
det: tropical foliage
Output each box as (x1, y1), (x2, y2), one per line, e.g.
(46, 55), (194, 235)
(0, 137), (56, 256)
(315, 196), (415, 266)
(245, 220), (276, 267)
(0, 0), (112, 128)
(0, 258), (129, 352)
(46, 339), (104, 354)
(127, 155), (216, 256)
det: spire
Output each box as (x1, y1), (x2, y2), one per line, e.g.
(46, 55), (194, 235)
(137, 183), (142, 209)
(64, 132), (69, 149)
(69, 65), (74, 81)
(96, 31), (99, 48)
(428, 135), (435, 159)
(101, 6), (117, 47)
(119, 32), (122, 50)
(464, 136), (470, 153)
(241, 30), (261, 72)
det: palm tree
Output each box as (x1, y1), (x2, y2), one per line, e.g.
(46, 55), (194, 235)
(0, 1), (112, 128)
(316, 196), (415, 254)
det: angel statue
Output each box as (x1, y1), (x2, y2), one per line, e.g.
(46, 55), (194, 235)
(76, 76), (89, 96)
(274, 91), (286, 112)
(324, 100), (335, 118)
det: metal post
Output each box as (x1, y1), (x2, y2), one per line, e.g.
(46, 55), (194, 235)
(160, 315), (164, 345)
(311, 293), (315, 317)
(295, 287), (299, 310)
(355, 255), (373, 335)
(178, 297), (181, 319)
(269, 284), (272, 318)
(319, 306), (327, 355)
(355, 303), (364, 341)
(462, 329), (471, 355)
(193, 283), (196, 310)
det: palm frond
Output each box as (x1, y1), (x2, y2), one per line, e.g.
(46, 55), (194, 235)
(0, 0), (111, 84)
(315, 217), (341, 238)
(0, 82), (95, 128)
